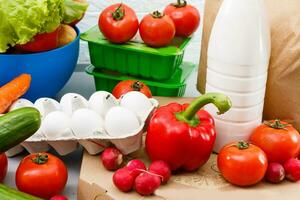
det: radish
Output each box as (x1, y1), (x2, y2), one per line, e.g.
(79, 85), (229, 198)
(284, 158), (300, 182)
(149, 160), (171, 184)
(50, 195), (68, 200)
(101, 148), (123, 171)
(134, 172), (161, 196)
(265, 163), (285, 183)
(113, 168), (135, 192)
(126, 159), (146, 178)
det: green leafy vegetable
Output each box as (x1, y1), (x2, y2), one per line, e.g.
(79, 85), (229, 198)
(0, 0), (64, 53)
(63, 0), (89, 24)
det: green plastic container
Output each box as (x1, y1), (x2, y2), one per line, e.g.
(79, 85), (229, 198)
(86, 62), (196, 97)
(80, 26), (192, 81)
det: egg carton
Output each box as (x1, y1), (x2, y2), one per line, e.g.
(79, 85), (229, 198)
(6, 91), (158, 157)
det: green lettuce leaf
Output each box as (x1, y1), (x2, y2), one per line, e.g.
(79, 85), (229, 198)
(63, 0), (89, 24)
(0, 0), (64, 53)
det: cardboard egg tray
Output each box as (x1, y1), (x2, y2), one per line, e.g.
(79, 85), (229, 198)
(6, 92), (159, 157)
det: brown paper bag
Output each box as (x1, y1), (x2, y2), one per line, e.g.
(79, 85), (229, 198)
(198, 0), (300, 130)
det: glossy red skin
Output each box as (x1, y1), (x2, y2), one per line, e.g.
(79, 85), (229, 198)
(98, 4), (138, 43)
(139, 14), (175, 47)
(146, 103), (216, 171)
(113, 168), (135, 192)
(50, 195), (68, 200)
(101, 147), (123, 171)
(284, 158), (300, 182)
(16, 153), (68, 199)
(164, 3), (200, 37)
(0, 154), (8, 183)
(134, 172), (161, 196)
(16, 26), (60, 52)
(250, 121), (300, 164)
(126, 159), (147, 178)
(112, 80), (152, 99)
(218, 143), (268, 186)
(265, 162), (285, 183)
(149, 160), (171, 184)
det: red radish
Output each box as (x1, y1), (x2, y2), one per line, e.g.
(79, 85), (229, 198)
(126, 159), (146, 178)
(265, 163), (285, 183)
(101, 148), (123, 171)
(134, 172), (161, 196)
(113, 168), (135, 192)
(50, 195), (68, 200)
(284, 158), (300, 182)
(149, 160), (171, 184)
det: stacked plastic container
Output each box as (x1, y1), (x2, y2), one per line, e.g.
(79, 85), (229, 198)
(80, 26), (196, 96)
(204, 0), (271, 152)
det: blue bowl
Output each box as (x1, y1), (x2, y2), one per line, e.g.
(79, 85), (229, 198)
(0, 27), (80, 101)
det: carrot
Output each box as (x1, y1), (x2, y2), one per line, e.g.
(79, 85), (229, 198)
(0, 74), (31, 114)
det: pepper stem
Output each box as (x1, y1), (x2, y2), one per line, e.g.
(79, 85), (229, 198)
(31, 153), (48, 164)
(183, 93), (231, 120)
(175, 93), (231, 127)
(264, 119), (290, 130)
(172, 0), (187, 7)
(112, 4), (125, 21)
(151, 11), (164, 18)
(131, 81), (143, 91)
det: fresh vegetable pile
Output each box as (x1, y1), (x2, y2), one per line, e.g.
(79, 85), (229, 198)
(0, 0), (88, 53)
(217, 120), (300, 186)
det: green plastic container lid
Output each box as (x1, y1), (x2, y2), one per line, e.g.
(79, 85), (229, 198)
(85, 62), (197, 89)
(80, 26), (192, 56)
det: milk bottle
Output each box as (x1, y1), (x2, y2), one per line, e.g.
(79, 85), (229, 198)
(204, 0), (271, 152)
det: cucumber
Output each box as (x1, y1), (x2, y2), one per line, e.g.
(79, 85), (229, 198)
(0, 107), (41, 153)
(0, 184), (42, 200)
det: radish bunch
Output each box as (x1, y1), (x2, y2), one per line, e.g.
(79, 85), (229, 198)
(265, 158), (300, 183)
(100, 147), (171, 196)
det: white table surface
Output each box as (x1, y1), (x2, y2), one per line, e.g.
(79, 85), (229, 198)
(4, 66), (200, 199)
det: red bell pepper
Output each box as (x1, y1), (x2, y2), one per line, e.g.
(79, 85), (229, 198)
(146, 93), (231, 171)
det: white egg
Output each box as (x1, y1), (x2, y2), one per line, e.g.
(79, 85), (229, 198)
(9, 99), (34, 111)
(60, 93), (88, 116)
(120, 91), (152, 117)
(71, 108), (104, 138)
(42, 111), (72, 139)
(89, 91), (117, 117)
(34, 98), (61, 119)
(104, 106), (140, 137)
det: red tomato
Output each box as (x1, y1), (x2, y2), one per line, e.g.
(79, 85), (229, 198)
(98, 3), (138, 43)
(164, 0), (200, 37)
(139, 11), (175, 47)
(217, 141), (268, 186)
(250, 120), (300, 164)
(16, 153), (68, 199)
(0, 154), (8, 183)
(112, 80), (152, 99)
(16, 26), (60, 52)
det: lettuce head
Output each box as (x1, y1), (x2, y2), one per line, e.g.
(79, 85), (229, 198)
(0, 0), (64, 53)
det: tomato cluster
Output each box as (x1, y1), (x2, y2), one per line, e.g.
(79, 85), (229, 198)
(218, 120), (300, 186)
(98, 1), (200, 47)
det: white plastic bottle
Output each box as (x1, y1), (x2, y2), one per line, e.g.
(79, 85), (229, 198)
(204, 0), (271, 152)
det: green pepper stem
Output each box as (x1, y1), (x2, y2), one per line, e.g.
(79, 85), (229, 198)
(181, 93), (231, 121)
